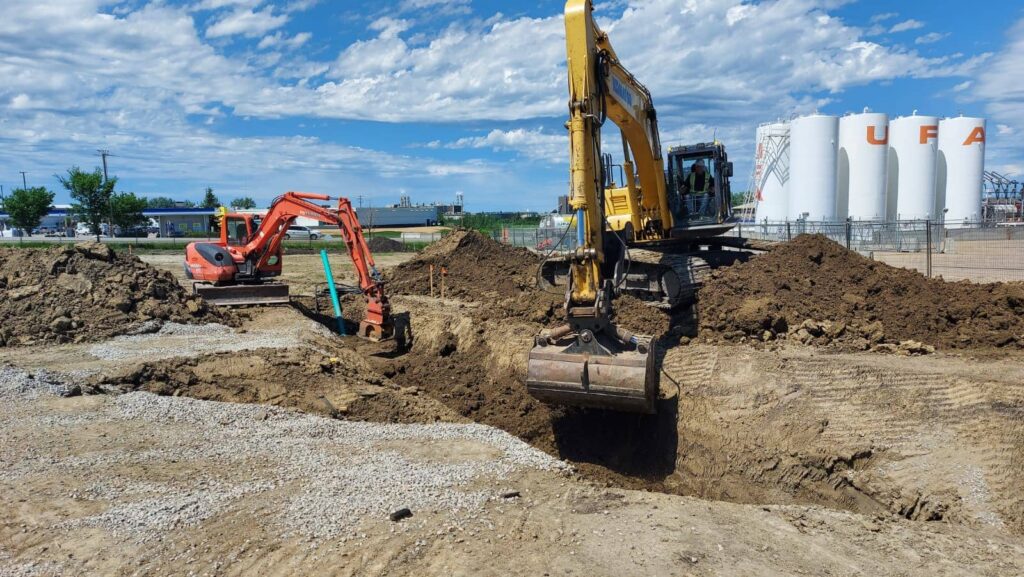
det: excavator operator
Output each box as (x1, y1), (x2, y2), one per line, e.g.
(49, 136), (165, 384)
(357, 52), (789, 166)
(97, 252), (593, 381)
(685, 159), (714, 216)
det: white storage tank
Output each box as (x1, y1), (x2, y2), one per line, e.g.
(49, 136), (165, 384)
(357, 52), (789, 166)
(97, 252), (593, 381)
(753, 121), (790, 222)
(937, 116), (985, 225)
(789, 114), (838, 221)
(888, 113), (939, 220)
(837, 111), (888, 221)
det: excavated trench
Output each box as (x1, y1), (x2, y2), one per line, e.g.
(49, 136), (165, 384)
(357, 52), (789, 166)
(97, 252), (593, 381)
(86, 232), (1024, 533)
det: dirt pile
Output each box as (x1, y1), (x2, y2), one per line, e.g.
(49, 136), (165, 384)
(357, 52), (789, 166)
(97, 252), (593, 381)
(387, 230), (538, 299)
(0, 242), (232, 347)
(386, 230), (562, 324)
(699, 234), (1024, 350)
(94, 345), (459, 424)
(366, 236), (406, 253)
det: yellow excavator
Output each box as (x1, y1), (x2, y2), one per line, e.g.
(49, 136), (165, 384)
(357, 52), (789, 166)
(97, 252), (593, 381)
(527, 0), (749, 414)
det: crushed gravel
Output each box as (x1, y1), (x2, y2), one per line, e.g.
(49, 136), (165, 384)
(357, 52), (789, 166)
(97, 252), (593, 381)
(86, 321), (326, 361)
(0, 367), (570, 545)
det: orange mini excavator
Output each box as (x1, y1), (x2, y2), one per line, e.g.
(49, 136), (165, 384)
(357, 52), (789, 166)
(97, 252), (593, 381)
(184, 191), (393, 341)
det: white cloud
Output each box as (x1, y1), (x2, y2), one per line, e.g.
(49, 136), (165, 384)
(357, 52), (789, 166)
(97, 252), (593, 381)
(444, 128), (566, 162)
(974, 18), (1024, 175)
(870, 12), (898, 24)
(916, 32), (948, 45)
(399, 0), (471, 15)
(205, 6), (288, 38)
(257, 31), (311, 50)
(890, 19), (926, 33)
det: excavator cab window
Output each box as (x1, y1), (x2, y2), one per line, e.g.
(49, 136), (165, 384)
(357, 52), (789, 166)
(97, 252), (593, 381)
(670, 154), (716, 224)
(225, 216), (250, 246)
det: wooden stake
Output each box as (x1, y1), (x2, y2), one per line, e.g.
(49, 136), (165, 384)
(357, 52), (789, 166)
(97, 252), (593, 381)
(429, 264), (434, 298)
(441, 265), (447, 299)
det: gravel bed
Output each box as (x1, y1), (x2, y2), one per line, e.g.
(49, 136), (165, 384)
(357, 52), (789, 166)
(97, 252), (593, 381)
(0, 367), (570, 545)
(86, 321), (324, 361)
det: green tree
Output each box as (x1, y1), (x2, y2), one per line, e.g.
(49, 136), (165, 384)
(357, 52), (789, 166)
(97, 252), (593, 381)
(230, 196), (257, 210)
(58, 167), (116, 241)
(201, 187), (220, 209)
(202, 188), (222, 233)
(2, 187), (54, 244)
(147, 196), (177, 209)
(110, 192), (149, 237)
(147, 196), (195, 209)
(731, 191), (748, 208)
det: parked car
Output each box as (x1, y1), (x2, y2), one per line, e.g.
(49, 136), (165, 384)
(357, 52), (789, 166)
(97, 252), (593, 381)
(283, 225), (319, 241)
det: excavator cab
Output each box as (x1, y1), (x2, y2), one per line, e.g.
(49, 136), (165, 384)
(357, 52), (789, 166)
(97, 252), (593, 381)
(666, 142), (735, 235)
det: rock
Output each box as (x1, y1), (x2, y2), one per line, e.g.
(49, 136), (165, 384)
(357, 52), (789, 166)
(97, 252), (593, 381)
(8, 284), (41, 301)
(49, 316), (73, 333)
(74, 242), (112, 261)
(55, 273), (93, 295)
(898, 340), (935, 355)
(185, 299), (203, 314)
(501, 491), (521, 499)
(824, 320), (846, 339)
(871, 343), (899, 354)
(389, 508), (413, 522)
(110, 297), (133, 313)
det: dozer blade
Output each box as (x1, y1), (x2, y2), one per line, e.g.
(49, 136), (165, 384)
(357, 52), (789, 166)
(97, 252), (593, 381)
(193, 283), (290, 307)
(527, 333), (656, 414)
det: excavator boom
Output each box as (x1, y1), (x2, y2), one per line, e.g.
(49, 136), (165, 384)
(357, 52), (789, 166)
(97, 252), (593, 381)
(526, 0), (659, 413)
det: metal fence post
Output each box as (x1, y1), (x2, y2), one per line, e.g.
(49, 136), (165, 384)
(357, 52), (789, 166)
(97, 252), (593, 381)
(925, 219), (932, 278)
(845, 218), (852, 250)
(785, 220), (792, 241)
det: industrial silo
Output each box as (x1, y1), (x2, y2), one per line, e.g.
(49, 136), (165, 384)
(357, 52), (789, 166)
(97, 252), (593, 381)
(753, 121), (790, 222)
(789, 114), (838, 221)
(888, 113), (939, 221)
(937, 116), (986, 225)
(837, 111), (888, 221)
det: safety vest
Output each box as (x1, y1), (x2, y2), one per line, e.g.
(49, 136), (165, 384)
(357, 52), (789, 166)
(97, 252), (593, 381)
(688, 171), (710, 194)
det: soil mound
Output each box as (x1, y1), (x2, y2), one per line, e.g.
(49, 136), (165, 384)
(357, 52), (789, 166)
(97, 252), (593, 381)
(699, 234), (1024, 350)
(94, 346), (459, 424)
(0, 242), (232, 347)
(387, 230), (540, 300)
(386, 230), (562, 324)
(366, 236), (405, 253)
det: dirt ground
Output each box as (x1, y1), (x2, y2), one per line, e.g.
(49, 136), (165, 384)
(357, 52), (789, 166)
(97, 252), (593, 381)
(2, 236), (1024, 575)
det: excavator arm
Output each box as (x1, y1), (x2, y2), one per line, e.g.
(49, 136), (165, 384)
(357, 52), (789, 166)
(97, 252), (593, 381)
(246, 192), (392, 340)
(525, 0), (657, 414)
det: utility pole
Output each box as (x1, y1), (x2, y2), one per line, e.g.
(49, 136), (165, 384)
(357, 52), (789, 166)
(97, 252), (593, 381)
(19, 172), (27, 189)
(97, 150), (114, 239)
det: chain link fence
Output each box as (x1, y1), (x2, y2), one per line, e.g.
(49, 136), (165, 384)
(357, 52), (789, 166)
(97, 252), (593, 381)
(495, 221), (1024, 283)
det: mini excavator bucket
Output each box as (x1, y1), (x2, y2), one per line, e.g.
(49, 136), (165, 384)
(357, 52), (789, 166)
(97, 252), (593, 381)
(527, 323), (657, 414)
(193, 282), (290, 307)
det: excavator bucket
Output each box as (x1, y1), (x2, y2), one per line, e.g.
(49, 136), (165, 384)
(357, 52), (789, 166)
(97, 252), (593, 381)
(193, 282), (290, 307)
(526, 328), (657, 414)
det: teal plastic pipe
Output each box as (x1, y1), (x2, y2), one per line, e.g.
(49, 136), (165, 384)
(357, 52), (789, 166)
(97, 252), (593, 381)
(319, 249), (345, 335)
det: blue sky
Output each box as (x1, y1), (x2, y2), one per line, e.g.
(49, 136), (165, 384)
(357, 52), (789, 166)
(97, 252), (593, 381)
(1, 0), (1022, 211)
